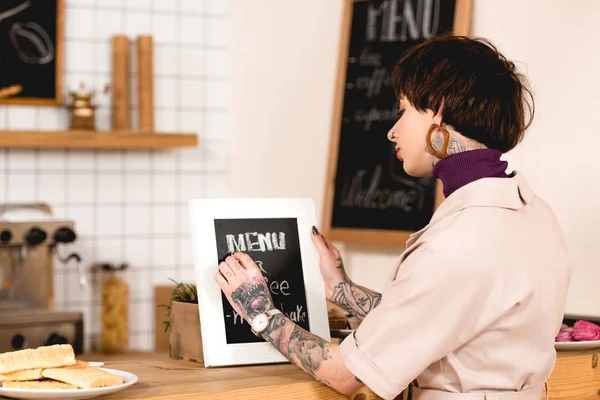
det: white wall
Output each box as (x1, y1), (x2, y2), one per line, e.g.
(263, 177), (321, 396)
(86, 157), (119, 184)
(229, 0), (600, 316)
(0, 0), (229, 351)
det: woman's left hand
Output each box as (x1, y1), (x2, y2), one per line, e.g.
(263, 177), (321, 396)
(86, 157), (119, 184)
(214, 252), (275, 323)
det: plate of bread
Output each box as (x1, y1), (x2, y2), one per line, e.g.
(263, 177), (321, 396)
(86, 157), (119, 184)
(0, 344), (137, 399)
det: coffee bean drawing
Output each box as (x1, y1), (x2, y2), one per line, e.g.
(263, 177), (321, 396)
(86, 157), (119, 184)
(9, 21), (54, 65)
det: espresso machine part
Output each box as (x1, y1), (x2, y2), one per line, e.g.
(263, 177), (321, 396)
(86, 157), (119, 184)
(0, 231), (43, 311)
(53, 227), (77, 243)
(54, 248), (86, 289)
(0, 309), (83, 354)
(52, 226), (86, 289)
(0, 204), (85, 354)
(0, 248), (35, 310)
(0, 204), (81, 310)
(0, 222), (72, 310)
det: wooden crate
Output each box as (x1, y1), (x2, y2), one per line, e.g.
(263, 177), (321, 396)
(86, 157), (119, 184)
(153, 286), (175, 352)
(169, 301), (203, 364)
(546, 349), (600, 399)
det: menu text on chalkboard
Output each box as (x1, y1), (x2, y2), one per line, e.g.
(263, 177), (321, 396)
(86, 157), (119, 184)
(214, 218), (310, 345)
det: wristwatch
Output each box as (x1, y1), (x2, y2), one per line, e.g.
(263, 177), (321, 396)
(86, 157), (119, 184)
(250, 309), (282, 337)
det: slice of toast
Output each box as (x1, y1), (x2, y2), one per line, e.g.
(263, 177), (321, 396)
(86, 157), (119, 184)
(63, 360), (89, 368)
(1, 369), (43, 381)
(0, 345), (76, 374)
(0, 360), (87, 381)
(3, 379), (78, 390)
(41, 366), (123, 389)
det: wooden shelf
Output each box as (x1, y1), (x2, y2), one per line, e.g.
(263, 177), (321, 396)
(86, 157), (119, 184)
(0, 130), (198, 150)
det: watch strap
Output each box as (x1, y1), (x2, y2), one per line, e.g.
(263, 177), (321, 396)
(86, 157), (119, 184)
(266, 309), (282, 318)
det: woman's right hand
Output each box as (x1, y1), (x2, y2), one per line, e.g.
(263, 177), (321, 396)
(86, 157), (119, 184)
(310, 226), (349, 300)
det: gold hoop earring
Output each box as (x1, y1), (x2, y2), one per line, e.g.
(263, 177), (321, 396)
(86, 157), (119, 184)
(425, 123), (450, 159)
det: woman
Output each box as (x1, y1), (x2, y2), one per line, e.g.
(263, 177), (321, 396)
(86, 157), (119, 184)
(214, 34), (573, 400)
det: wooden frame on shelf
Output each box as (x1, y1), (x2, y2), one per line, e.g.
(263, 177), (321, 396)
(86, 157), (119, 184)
(111, 35), (131, 130)
(0, 130), (198, 150)
(137, 35), (154, 132)
(321, 0), (473, 247)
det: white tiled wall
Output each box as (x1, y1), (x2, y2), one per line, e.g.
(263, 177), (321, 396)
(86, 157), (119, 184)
(0, 0), (229, 352)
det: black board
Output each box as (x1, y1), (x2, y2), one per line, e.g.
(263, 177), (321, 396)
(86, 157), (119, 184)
(324, 0), (470, 245)
(214, 218), (310, 344)
(0, 0), (63, 105)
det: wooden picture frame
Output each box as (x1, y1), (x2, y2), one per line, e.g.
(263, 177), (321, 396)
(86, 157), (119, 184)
(188, 198), (331, 367)
(321, 0), (473, 247)
(0, 0), (65, 106)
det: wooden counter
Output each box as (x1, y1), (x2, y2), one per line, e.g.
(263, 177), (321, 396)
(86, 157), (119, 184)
(72, 349), (600, 400)
(78, 352), (351, 400)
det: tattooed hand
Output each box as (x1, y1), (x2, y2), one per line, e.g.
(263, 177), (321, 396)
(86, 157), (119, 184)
(310, 226), (349, 300)
(214, 252), (275, 323)
(310, 227), (382, 320)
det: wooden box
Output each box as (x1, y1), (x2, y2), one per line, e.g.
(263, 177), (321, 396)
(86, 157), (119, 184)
(169, 301), (204, 364)
(154, 286), (174, 352)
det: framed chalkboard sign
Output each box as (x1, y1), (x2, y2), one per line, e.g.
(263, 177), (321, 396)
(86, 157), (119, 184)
(322, 0), (472, 246)
(189, 198), (330, 367)
(0, 0), (64, 106)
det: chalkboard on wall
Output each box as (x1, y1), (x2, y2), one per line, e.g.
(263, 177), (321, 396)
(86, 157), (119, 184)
(0, 0), (64, 106)
(322, 0), (472, 247)
(189, 198), (330, 367)
(214, 217), (310, 345)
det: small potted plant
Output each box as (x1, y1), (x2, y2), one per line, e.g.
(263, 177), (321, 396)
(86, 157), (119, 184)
(161, 279), (203, 364)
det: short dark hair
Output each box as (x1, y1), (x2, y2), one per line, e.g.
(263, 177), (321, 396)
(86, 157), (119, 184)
(392, 34), (534, 153)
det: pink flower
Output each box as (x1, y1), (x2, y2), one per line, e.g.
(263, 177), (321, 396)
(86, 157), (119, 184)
(572, 320), (600, 341)
(555, 325), (573, 342)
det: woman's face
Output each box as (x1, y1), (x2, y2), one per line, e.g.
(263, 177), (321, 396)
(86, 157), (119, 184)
(387, 98), (441, 177)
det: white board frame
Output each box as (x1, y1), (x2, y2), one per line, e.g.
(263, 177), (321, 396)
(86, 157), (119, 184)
(189, 198), (331, 367)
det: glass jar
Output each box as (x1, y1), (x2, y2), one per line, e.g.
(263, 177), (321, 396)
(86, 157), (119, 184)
(100, 263), (128, 353)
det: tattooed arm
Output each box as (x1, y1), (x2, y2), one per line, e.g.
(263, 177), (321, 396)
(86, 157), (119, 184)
(215, 252), (365, 397)
(261, 311), (364, 395)
(330, 280), (382, 320)
(310, 227), (382, 320)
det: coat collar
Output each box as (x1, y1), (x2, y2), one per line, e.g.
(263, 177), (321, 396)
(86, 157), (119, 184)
(405, 171), (534, 247)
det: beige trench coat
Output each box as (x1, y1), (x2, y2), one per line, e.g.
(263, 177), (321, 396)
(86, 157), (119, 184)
(340, 172), (574, 400)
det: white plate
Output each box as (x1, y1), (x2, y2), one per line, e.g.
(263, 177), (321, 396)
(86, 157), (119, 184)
(0, 368), (138, 400)
(555, 340), (600, 351)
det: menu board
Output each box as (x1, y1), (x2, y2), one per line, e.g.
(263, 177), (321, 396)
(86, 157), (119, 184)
(322, 0), (472, 246)
(189, 198), (330, 367)
(0, 0), (64, 105)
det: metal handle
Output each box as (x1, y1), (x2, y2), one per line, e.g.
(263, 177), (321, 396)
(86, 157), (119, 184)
(53, 245), (86, 290)
(75, 255), (87, 289)
(65, 253), (86, 289)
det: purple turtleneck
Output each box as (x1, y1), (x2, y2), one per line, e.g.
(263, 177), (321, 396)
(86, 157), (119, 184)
(432, 148), (509, 198)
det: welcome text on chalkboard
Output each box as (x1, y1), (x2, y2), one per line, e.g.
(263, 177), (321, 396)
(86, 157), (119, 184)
(214, 218), (310, 345)
(322, 0), (472, 247)
(0, 0), (64, 106)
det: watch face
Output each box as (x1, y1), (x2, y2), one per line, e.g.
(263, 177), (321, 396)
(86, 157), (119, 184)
(252, 313), (269, 332)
